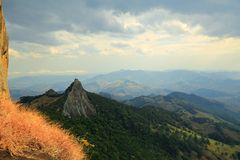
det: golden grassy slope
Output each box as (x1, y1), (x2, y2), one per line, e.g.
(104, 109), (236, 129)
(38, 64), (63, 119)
(0, 99), (85, 160)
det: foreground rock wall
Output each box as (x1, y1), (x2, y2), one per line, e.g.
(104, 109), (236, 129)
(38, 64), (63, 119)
(0, 0), (9, 99)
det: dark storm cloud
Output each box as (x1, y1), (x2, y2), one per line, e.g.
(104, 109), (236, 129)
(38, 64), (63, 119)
(3, 0), (240, 46)
(4, 0), (124, 45)
(84, 0), (239, 14)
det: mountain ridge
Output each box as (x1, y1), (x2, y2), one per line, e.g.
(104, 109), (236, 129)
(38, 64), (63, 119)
(10, 70), (240, 104)
(125, 92), (240, 124)
(19, 78), (240, 159)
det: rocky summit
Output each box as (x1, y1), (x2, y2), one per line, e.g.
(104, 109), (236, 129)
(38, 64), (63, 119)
(19, 78), (96, 118)
(63, 79), (96, 118)
(45, 89), (59, 97)
(0, 0), (9, 99)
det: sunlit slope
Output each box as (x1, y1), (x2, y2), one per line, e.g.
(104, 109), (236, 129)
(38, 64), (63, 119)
(0, 99), (85, 160)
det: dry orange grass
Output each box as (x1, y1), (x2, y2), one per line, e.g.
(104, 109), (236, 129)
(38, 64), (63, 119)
(0, 99), (85, 160)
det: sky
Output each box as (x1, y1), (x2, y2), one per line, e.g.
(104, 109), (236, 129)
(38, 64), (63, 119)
(3, 0), (240, 77)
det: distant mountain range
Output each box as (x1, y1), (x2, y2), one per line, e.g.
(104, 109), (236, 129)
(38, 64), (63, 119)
(9, 70), (240, 109)
(85, 70), (240, 94)
(85, 79), (169, 101)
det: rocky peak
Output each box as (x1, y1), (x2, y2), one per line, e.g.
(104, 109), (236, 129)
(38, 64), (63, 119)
(45, 89), (59, 97)
(0, 0), (9, 99)
(65, 79), (84, 95)
(63, 79), (96, 118)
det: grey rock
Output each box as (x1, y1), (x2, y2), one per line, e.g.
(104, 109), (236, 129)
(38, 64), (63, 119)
(63, 79), (96, 118)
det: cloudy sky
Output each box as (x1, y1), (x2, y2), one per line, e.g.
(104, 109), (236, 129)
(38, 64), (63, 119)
(4, 0), (240, 77)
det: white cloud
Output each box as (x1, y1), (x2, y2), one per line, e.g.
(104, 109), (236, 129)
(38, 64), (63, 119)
(9, 49), (23, 59)
(8, 7), (240, 74)
(161, 20), (202, 34)
(9, 48), (44, 59)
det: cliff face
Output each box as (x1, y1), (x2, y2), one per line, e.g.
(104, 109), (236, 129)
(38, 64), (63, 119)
(0, 0), (9, 99)
(63, 79), (96, 118)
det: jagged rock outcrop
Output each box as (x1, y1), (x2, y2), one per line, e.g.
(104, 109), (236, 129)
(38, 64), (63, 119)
(63, 79), (96, 118)
(0, 0), (9, 99)
(19, 79), (96, 118)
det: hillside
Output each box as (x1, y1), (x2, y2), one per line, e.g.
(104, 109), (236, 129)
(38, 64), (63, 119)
(20, 79), (240, 160)
(191, 88), (231, 98)
(125, 92), (240, 144)
(0, 99), (85, 160)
